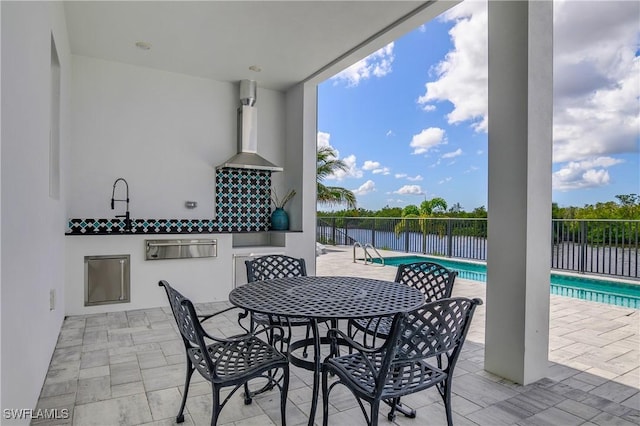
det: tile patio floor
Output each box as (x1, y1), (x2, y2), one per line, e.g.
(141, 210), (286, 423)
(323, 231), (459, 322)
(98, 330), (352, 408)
(35, 246), (639, 425)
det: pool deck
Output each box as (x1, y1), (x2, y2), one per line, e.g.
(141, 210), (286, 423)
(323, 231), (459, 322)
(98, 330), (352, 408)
(320, 246), (639, 389)
(317, 246), (640, 389)
(35, 245), (639, 425)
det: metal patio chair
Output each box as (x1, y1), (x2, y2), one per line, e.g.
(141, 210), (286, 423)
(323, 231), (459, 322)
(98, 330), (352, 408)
(159, 280), (289, 426)
(348, 261), (458, 347)
(323, 297), (482, 426)
(245, 255), (314, 354)
(346, 261), (458, 419)
(348, 262), (458, 346)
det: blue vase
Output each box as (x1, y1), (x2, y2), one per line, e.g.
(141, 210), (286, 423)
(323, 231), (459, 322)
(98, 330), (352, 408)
(270, 207), (289, 230)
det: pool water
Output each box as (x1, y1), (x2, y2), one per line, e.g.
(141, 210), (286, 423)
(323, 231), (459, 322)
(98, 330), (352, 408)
(368, 255), (640, 309)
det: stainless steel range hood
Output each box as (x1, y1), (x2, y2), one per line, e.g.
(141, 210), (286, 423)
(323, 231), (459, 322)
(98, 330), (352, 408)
(217, 80), (283, 172)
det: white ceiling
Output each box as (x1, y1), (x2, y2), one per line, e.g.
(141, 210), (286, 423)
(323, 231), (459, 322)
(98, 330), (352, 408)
(63, 1), (453, 91)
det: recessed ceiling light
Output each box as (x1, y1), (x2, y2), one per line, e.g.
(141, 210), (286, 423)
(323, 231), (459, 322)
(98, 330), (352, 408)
(135, 41), (152, 51)
(248, 65), (262, 72)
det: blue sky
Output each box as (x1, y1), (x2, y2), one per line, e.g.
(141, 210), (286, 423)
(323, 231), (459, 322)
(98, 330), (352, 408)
(317, 0), (639, 212)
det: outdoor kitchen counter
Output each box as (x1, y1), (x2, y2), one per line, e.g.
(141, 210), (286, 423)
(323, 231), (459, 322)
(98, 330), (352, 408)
(64, 233), (232, 316)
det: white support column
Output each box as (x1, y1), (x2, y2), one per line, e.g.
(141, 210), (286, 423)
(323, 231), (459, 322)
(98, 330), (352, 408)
(485, 0), (553, 385)
(284, 83), (318, 272)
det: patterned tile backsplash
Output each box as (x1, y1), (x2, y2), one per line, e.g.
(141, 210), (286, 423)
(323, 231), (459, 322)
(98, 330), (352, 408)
(215, 168), (271, 232)
(67, 218), (218, 234)
(67, 169), (272, 234)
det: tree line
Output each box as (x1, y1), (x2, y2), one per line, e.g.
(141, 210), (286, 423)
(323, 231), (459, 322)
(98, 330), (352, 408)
(319, 194), (640, 220)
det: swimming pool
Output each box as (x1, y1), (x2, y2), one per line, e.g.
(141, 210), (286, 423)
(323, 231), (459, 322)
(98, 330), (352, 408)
(368, 255), (640, 309)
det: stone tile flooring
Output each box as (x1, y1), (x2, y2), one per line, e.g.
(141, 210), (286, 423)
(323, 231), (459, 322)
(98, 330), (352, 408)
(35, 246), (639, 425)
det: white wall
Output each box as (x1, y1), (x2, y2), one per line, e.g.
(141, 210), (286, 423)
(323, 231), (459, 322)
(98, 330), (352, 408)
(68, 56), (286, 220)
(1, 1), (70, 419)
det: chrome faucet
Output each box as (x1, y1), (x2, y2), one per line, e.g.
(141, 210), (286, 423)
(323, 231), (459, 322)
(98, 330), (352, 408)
(111, 178), (131, 232)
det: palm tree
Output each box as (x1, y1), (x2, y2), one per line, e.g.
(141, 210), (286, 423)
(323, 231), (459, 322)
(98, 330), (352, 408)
(317, 146), (357, 209)
(394, 197), (449, 242)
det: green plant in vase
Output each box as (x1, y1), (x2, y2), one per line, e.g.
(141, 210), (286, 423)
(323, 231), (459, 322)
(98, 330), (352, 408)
(270, 188), (296, 230)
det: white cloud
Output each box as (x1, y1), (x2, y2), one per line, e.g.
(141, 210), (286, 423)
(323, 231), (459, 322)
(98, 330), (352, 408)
(353, 180), (376, 196)
(331, 42), (395, 87)
(363, 160), (390, 175)
(372, 167), (390, 175)
(394, 185), (424, 195)
(318, 131), (363, 181)
(362, 161), (380, 170)
(552, 0), (640, 163)
(410, 127), (447, 154)
(439, 177), (453, 184)
(464, 165), (479, 174)
(326, 154), (363, 181)
(317, 131), (333, 150)
(417, 0), (488, 132)
(386, 130), (395, 137)
(417, 0), (639, 175)
(442, 148), (462, 159)
(395, 173), (423, 181)
(553, 156), (624, 191)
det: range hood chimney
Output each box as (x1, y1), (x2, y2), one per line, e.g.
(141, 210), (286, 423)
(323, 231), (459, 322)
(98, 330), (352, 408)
(217, 80), (283, 172)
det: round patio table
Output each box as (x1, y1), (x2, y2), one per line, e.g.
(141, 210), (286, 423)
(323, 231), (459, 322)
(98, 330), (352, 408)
(228, 275), (424, 426)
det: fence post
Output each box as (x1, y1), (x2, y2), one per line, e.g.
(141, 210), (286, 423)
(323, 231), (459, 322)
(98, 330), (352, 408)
(447, 219), (453, 258)
(371, 219), (376, 248)
(405, 220), (410, 253)
(580, 220), (587, 274)
(344, 218), (349, 245)
(331, 217), (336, 246)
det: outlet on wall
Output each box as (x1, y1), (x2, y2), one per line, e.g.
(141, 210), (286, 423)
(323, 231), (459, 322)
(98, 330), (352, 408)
(50, 289), (56, 311)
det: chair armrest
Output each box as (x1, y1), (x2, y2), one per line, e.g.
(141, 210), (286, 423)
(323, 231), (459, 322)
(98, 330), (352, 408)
(198, 305), (238, 322)
(197, 306), (252, 342)
(251, 323), (287, 343)
(198, 306), (285, 346)
(326, 328), (388, 379)
(327, 328), (388, 355)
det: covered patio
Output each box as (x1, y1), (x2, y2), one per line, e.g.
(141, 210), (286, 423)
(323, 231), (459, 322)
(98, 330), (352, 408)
(35, 247), (639, 425)
(3, 1), (636, 423)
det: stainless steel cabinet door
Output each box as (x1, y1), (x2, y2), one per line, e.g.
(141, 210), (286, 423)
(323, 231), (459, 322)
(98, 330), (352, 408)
(84, 255), (130, 306)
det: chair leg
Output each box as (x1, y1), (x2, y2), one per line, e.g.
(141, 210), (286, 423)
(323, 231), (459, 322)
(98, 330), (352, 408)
(370, 400), (380, 426)
(243, 382), (252, 405)
(211, 385), (221, 426)
(441, 379), (453, 426)
(387, 397), (398, 421)
(280, 365), (289, 426)
(176, 356), (195, 423)
(388, 397), (416, 420)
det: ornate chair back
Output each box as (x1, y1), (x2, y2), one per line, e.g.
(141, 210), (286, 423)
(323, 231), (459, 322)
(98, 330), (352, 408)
(395, 261), (457, 302)
(158, 280), (215, 374)
(245, 255), (307, 282)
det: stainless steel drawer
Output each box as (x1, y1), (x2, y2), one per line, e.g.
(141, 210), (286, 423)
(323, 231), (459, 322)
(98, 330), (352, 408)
(84, 255), (130, 306)
(145, 239), (217, 260)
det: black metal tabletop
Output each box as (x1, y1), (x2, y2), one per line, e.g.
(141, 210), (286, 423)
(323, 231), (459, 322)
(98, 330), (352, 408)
(229, 275), (425, 320)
